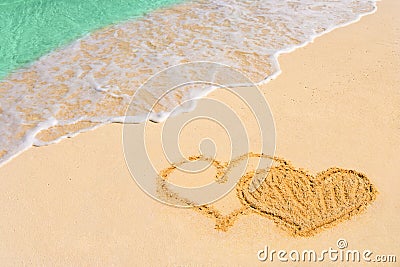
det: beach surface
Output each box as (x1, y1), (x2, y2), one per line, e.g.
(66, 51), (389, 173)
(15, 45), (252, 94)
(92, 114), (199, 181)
(0, 0), (399, 265)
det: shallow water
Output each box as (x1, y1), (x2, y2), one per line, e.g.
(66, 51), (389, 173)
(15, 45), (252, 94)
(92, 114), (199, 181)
(0, 0), (183, 79)
(0, 0), (377, 166)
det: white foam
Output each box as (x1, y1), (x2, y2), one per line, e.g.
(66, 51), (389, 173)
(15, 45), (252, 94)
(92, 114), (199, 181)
(0, 0), (378, 167)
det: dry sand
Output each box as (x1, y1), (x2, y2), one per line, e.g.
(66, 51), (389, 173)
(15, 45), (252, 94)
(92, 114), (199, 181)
(0, 0), (399, 265)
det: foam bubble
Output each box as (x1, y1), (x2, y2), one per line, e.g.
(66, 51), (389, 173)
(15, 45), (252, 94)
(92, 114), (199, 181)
(0, 0), (377, 166)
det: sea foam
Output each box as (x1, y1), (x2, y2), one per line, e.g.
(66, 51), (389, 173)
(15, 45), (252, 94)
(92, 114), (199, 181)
(0, 0), (377, 166)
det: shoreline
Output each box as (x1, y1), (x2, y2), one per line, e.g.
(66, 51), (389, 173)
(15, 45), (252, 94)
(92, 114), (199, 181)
(0, 0), (379, 168)
(0, 0), (399, 265)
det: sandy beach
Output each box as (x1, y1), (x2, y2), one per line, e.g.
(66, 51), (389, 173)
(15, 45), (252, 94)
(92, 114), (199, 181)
(0, 0), (399, 265)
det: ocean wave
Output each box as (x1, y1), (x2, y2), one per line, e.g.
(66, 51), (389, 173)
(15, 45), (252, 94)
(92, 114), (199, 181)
(0, 0), (377, 166)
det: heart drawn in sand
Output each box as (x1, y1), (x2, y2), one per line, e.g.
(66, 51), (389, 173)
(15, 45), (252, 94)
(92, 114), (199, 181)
(236, 162), (377, 237)
(157, 153), (378, 237)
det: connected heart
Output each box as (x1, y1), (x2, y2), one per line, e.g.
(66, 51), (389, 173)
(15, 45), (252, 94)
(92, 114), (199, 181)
(157, 153), (377, 237)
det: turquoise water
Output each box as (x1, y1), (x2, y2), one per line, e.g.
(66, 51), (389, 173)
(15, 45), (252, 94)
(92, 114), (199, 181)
(0, 0), (182, 79)
(0, 0), (377, 167)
